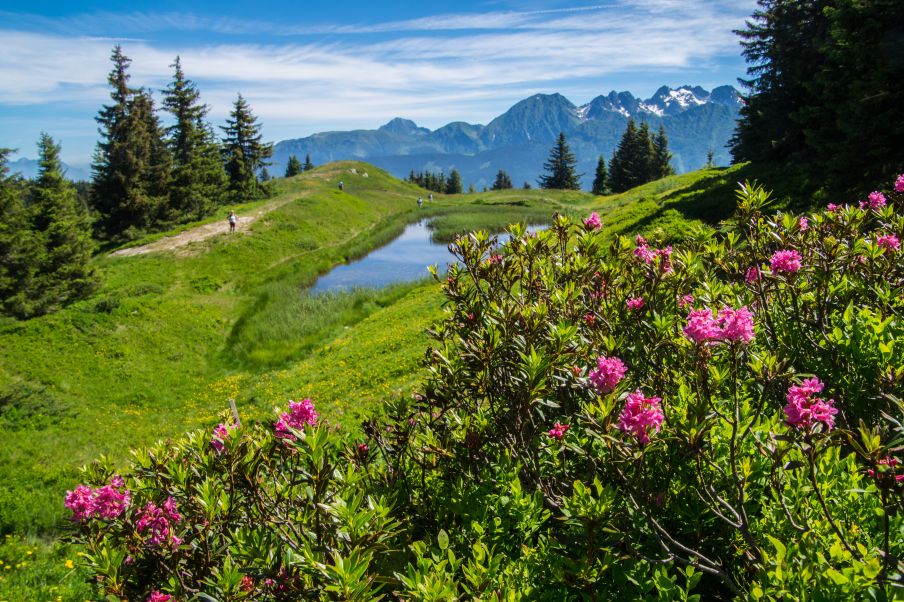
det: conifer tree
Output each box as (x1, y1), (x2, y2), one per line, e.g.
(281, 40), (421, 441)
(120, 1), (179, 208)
(221, 94), (273, 199)
(651, 125), (675, 179)
(705, 147), (716, 168)
(591, 155), (610, 195)
(523, 181), (531, 190)
(161, 56), (226, 223)
(637, 122), (655, 182)
(0, 149), (36, 317)
(445, 169), (463, 194)
(538, 132), (581, 190)
(491, 169), (513, 190)
(285, 155), (303, 177)
(609, 119), (652, 193)
(303, 153), (314, 172)
(23, 134), (96, 316)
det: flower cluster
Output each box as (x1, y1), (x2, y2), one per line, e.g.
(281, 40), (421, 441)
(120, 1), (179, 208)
(683, 306), (755, 345)
(633, 237), (673, 272)
(783, 378), (838, 431)
(274, 399), (319, 441)
(147, 592), (173, 602)
(548, 422), (569, 440)
(867, 456), (904, 483)
(896, 174), (904, 193)
(210, 423), (236, 454)
(616, 390), (664, 445)
(64, 476), (130, 522)
(877, 234), (900, 252)
(798, 217), (809, 231)
(867, 191), (887, 210)
(136, 497), (183, 548)
(770, 249), (802, 274)
(583, 212), (601, 230)
(626, 297), (645, 311)
(588, 355), (627, 394)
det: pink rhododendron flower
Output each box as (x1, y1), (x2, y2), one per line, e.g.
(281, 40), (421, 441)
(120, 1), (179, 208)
(210, 423), (233, 454)
(745, 266), (761, 283)
(147, 592), (173, 602)
(859, 200), (869, 210)
(868, 191), (887, 209)
(717, 306), (755, 343)
(867, 456), (904, 482)
(548, 422), (569, 440)
(877, 234), (900, 252)
(626, 297), (645, 311)
(635, 235), (647, 246)
(634, 243), (656, 264)
(588, 355), (627, 394)
(92, 481), (130, 520)
(683, 309), (722, 344)
(827, 203), (841, 213)
(137, 497), (182, 548)
(783, 377), (838, 431)
(896, 174), (904, 193)
(617, 390), (664, 445)
(488, 254), (503, 265)
(798, 217), (808, 231)
(64, 485), (95, 522)
(677, 294), (694, 309)
(770, 249), (802, 273)
(584, 313), (596, 326)
(584, 212), (601, 229)
(274, 399), (319, 441)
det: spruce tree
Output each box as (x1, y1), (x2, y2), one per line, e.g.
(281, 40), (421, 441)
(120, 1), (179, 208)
(303, 153), (314, 172)
(285, 155), (303, 177)
(591, 155), (609, 195)
(523, 181), (532, 190)
(637, 122), (655, 183)
(24, 134), (96, 316)
(161, 56), (226, 223)
(651, 125), (675, 179)
(608, 119), (655, 193)
(221, 94), (273, 199)
(537, 132), (581, 190)
(0, 149), (36, 317)
(491, 169), (513, 190)
(445, 169), (463, 194)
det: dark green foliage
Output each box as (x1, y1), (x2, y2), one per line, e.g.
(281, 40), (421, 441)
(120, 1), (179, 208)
(91, 46), (172, 240)
(0, 150), (36, 317)
(652, 125), (675, 179)
(406, 170), (447, 193)
(732, 0), (904, 192)
(591, 154), (609, 195)
(609, 119), (652, 192)
(220, 94), (273, 199)
(705, 147), (716, 168)
(303, 153), (314, 172)
(285, 155), (303, 177)
(13, 135), (96, 318)
(161, 56), (226, 223)
(445, 169), (463, 194)
(490, 169), (513, 190)
(537, 132), (581, 190)
(522, 181), (531, 190)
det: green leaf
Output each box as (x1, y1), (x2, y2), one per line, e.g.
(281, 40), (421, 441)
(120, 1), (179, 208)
(437, 529), (449, 551)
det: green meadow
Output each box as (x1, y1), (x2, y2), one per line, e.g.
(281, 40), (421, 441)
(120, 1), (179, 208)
(0, 160), (791, 599)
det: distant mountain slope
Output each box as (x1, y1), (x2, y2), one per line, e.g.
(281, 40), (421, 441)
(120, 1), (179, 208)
(8, 157), (90, 181)
(273, 85), (742, 190)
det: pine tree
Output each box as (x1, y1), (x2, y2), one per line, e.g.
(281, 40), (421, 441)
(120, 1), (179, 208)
(467, 183), (475, 194)
(161, 56), (226, 223)
(608, 119), (657, 193)
(445, 169), (463, 194)
(537, 132), (581, 190)
(523, 181), (532, 190)
(637, 122), (655, 182)
(591, 155), (609, 195)
(491, 169), (513, 190)
(285, 155), (303, 177)
(651, 125), (675, 179)
(0, 149), (36, 317)
(303, 153), (314, 172)
(705, 147), (716, 168)
(23, 134), (96, 317)
(221, 94), (273, 199)
(91, 46), (172, 240)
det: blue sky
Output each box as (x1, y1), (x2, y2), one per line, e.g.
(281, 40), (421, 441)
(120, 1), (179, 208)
(1, 0), (757, 168)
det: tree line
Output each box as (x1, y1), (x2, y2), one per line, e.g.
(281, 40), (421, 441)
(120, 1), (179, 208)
(0, 45), (273, 318)
(405, 169), (463, 194)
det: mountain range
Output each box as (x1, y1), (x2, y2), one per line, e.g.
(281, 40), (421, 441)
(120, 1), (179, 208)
(7, 157), (90, 181)
(273, 85), (742, 190)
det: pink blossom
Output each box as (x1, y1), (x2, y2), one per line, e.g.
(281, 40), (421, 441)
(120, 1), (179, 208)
(488, 254), (503, 265)
(64, 485), (95, 522)
(827, 203), (841, 213)
(635, 235), (647, 246)
(584, 212), (601, 229)
(617, 390), (664, 445)
(274, 399), (319, 441)
(626, 297), (645, 311)
(745, 266), (761, 283)
(548, 422), (569, 440)
(895, 174), (904, 193)
(147, 592), (173, 602)
(357, 442), (369, 455)
(136, 497), (182, 548)
(584, 313), (596, 326)
(868, 191), (887, 210)
(783, 377), (838, 431)
(867, 456), (904, 482)
(770, 249), (802, 274)
(717, 306), (755, 344)
(798, 217), (809, 231)
(877, 234), (900, 252)
(588, 355), (627, 394)
(92, 481), (130, 520)
(677, 294), (694, 309)
(633, 244), (656, 264)
(210, 423), (233, 454)
(859, 200), (869, 210)
(683, 309), (721, 344)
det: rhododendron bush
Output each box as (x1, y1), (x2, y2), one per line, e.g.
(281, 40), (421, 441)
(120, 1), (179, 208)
(68, 178), (904, 599)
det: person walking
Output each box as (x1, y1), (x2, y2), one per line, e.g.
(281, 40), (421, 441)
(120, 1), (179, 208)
(338, 180), (344, 191)
(417, 197), (423, 208)
(429, 193), (433, 202)
(228, 210), (237, 233)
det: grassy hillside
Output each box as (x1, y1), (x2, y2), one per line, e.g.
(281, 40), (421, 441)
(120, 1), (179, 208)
(0, 160), (817, 600)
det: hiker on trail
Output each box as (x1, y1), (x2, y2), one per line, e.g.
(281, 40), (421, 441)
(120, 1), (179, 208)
(338, 180), (344, 191)
(228, 210), (237, 233)
(417, 197), (423, 208)
(429, 193), (433, 202)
